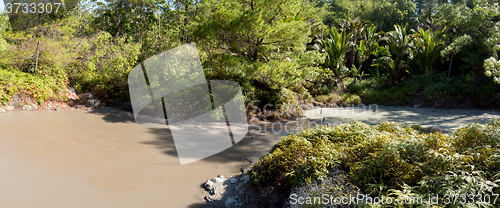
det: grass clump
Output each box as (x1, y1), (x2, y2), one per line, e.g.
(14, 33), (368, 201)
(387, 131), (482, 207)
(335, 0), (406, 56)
(250, 120), (500, 207)
(314, 93), (361, 105)
(314, 93), (342, 103)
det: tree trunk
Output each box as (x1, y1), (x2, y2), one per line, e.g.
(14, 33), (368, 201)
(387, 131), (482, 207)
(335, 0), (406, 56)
(447, 54), (453, 86)
(347, 46), (355, 70)
(34, 40), (40, 75)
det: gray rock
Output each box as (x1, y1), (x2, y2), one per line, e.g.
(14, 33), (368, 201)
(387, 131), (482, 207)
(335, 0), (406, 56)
(0, 108), (6, 113)
(212, 176), (225, 184)
(240, 164), (251, 174)
(204, 195), (212, 202)
(6, 106), (14, 111)
(224, 196), (241, 208)
(235, 183), (245, 195)
(89, 100), (101, 108)
(240, 174), (249, 182)
(204, 180), (215, 191)
(229, 178), (237, 184)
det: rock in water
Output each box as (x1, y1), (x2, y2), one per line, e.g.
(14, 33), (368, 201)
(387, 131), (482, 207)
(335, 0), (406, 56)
(212, 176), (225, 183)
(204, 180), (215, 191)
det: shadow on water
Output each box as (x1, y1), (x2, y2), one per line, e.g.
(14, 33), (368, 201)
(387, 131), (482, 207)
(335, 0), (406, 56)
(88, 108), (136, 123)
(88, 107), (265, 164)
(187, 203), (208, 208)
(141, 126), (258, 165)
(319, 106), (496, 133)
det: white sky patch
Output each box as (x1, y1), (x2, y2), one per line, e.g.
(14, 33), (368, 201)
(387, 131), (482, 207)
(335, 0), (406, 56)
(0, 0), (5, 13)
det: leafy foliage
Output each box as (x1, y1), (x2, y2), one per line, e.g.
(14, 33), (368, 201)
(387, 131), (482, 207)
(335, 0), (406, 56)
(484, 57), (500, 84)
(314, 27), (354, 91)
(72, 31), (141, 99)
(414, 28), (444, 74)
(250, 120), (500, 207)
(0, 68), (66, 105)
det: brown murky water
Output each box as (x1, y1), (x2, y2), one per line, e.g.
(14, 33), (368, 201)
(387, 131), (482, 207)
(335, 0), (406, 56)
(1, 106), (498, 207)
(0, 109), (267, 208)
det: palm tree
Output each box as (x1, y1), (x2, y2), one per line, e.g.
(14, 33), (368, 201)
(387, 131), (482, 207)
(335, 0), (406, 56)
(380, 24), (416, 84)
(341, 18), (368, 71)
(414, 28), (444, 74)
(314, 27), (353, 92)
(353, 26), (381, 83)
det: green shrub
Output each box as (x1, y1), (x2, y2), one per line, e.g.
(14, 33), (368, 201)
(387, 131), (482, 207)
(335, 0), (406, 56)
(0, 68), (67, 105)
(341, 93), (361, 105)
(250, 131), (339, 189)
(314, 93), (341, 103)
(250, 119), (500, 207)
(347, 73), (499, 106)
(73, 31), (141, 100)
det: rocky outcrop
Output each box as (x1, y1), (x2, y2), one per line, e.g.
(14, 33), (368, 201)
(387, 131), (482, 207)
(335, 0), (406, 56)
(203, 174), (250, 208)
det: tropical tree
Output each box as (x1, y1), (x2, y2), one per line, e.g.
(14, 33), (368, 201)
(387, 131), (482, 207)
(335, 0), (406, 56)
(353, 25), (381, 83)
(315, 27), (353, 91)
(194, 0), (324, 109)
(414, 28), (444, 74)
(435, 1), (500, 74)
(195, 0), (311, 62)
(91, 0), (183, 62)
(330, 0), (417, 32)
(379, 24), (415, 83)
(340, 18), (368, 71)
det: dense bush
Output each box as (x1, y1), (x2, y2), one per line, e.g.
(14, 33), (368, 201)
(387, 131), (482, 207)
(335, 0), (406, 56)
(347, 72), (499, 106)
(72, 31), (141, 100)
(250, 120), (500, 207)
(0, 68), (67, 105)
(314, 92), (361, 105)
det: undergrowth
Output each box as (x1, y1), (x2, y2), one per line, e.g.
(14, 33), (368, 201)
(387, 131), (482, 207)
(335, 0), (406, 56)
(347, 73), (499, 106)
(249, 119), (500, 207)
(0, 68), (67, 105)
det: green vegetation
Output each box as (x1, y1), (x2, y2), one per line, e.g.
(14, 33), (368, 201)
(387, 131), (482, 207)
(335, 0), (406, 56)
(250, 120), (500, 207)
(348, 72), (500, 106)
(0, 68), (66, 105)
(1, 1), (500, 206)
(0, 0), (498, 111)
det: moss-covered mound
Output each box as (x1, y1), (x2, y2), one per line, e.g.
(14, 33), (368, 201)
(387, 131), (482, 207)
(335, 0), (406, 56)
(249, 120), (500, 207)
